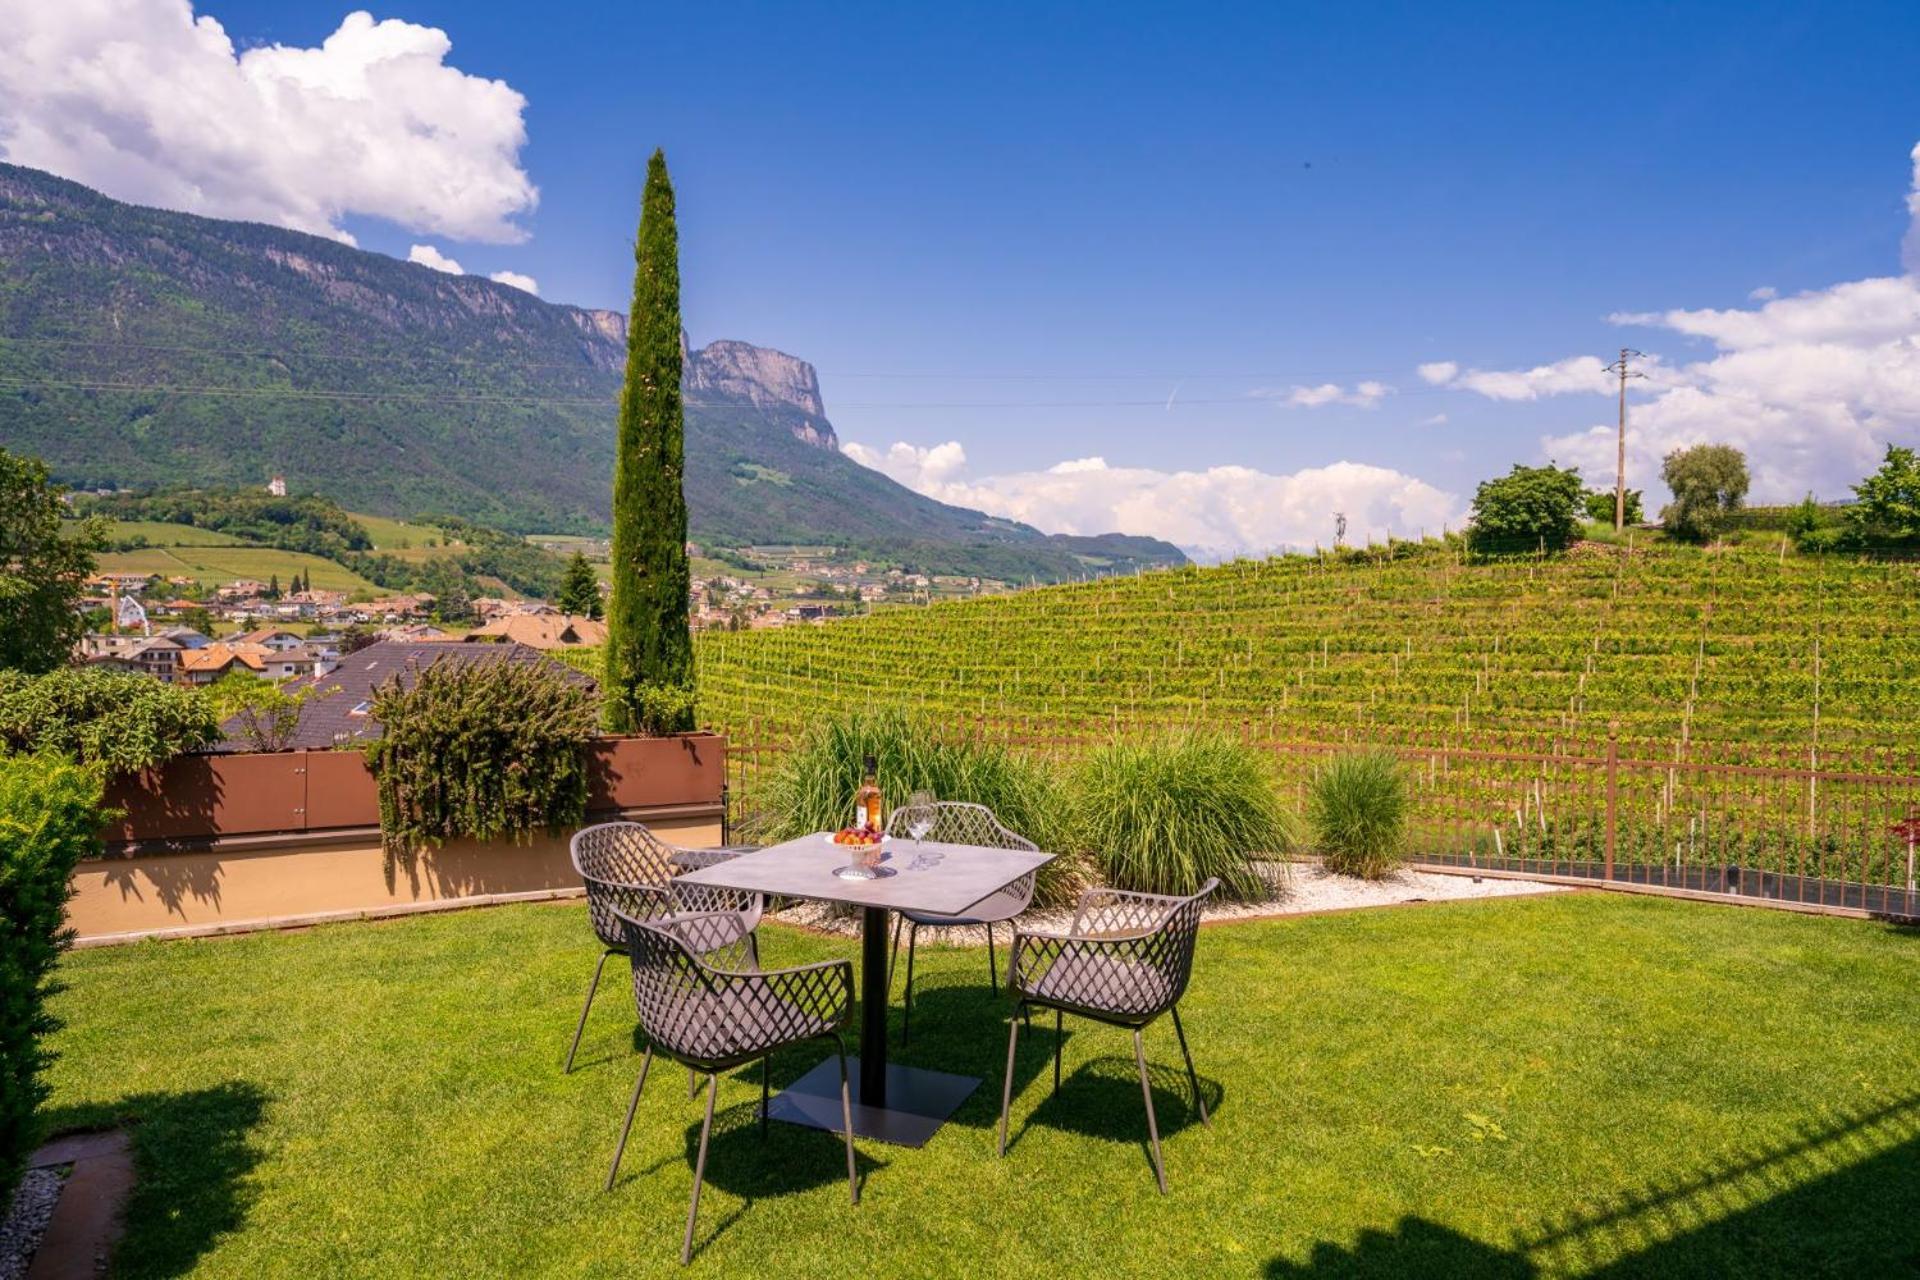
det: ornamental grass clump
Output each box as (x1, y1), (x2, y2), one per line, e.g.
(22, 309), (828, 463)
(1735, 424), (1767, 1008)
(1070, 731), (1292, 900)
(1307, 749), (1409, 879)
(753, 706), (1084, 905)
(363, 657), (597, 863)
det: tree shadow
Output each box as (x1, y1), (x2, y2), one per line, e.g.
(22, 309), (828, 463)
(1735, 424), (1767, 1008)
(40, 1081), (266, 1280)
(1264, 1219), (1532, 1279)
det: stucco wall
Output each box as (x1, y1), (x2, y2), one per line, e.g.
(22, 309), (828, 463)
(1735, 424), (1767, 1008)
(70, 814), (722, 944)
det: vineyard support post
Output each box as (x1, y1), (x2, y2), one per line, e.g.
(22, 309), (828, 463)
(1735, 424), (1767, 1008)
(1604, 723), (1619, 882)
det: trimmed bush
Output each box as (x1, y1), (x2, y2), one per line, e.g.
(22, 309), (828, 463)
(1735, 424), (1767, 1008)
(1069, 731), (1292, 900)
(0, 667), (219, 774)
(1307, 750), (1409, 879)
(752, 706), (1085, 906)
(0, 752), (104, 1208)
(363, 657), (597, 861)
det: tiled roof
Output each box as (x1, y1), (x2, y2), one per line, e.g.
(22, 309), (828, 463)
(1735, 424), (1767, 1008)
(464, 613), (608, 649)
(212, 640), (596, 752)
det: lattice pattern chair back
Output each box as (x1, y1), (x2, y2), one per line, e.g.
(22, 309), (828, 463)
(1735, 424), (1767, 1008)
(1013, 878), (1218, 1022)
(619, 910), (852, 1070)
(887, 801), (1040, 910)
(570, 821), (681, 947)
(666, 845), (765, 932)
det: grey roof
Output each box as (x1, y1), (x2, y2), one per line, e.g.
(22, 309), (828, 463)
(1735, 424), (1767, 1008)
(213, 640), (597, 753)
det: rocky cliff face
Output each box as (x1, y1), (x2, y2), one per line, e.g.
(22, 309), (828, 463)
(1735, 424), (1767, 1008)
(686, 339), (835, 449)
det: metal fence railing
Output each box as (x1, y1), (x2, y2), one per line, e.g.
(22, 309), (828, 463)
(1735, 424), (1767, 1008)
(724, 732), (1920, 922)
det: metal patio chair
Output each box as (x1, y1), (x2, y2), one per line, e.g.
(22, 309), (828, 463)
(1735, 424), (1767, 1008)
(564, 821), (763, 1073)
(997, 877), (1218, 1193)
(883, 801), (1039, 1045)
(605, 909), (859, 1265)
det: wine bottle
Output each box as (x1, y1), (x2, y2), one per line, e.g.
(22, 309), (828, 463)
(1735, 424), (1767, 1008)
(854, 755), (883, 833)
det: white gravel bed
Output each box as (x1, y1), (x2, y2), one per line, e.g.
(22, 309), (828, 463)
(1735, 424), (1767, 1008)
(770, 862), (1565, 944)
(0, 1166), (64, 1280)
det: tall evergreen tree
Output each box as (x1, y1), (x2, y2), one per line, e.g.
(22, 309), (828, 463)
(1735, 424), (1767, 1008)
(556, 551), (602, 619)
(604, 150), (694, 733)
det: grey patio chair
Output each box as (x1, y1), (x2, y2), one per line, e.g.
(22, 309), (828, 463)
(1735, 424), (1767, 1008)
(565, 821), (764, 1073)
(605, 909), (859, 1265)
(997, 877), (1218, 1193)
(883, 801), (1038, 1045)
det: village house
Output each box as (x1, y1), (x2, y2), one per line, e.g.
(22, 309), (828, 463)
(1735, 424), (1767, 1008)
(462, 613), (607, 650)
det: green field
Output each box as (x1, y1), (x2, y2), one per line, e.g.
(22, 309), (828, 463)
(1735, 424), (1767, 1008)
(97, 544), (377, 593)
(44, 893), (1920, 1277)
(345, 511), (467, 562)
(99, 519), (248, 547)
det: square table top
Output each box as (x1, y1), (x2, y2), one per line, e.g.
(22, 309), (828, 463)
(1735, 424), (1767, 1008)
(675, 833), (1054, 917)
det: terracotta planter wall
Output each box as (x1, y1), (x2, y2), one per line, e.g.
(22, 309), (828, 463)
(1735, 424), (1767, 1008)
(72, 733), (726, 944)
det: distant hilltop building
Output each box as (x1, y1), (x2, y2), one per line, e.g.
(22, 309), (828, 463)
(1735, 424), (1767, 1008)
(267, 474), (287, 497)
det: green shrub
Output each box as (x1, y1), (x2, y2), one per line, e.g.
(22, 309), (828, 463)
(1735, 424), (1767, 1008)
(1069, 731), (1291, 900)
(362, 657), (597, 862)
(752, 706), (1084, 906)
(207, 673), (337, 753)
(0, 667), (219, 773)
(1307, 750), (1409, 879)
(0, 752), (104, 1208)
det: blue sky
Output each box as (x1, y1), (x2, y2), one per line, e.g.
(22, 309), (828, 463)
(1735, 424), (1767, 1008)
(8, 2), (1920, 552)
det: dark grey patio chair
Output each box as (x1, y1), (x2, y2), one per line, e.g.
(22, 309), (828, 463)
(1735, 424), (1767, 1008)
(565, 821), (764, 1073)
(997, 877), (1218, 1193)
(884, 800), (1039, 1045)
(605, 909), (858, 1265)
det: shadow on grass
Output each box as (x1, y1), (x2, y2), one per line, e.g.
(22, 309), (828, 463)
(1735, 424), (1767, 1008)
(676, 1098), (883, 1261)
(41, 1081), (266, 1280)
(1263, 1091), (1920, 1279)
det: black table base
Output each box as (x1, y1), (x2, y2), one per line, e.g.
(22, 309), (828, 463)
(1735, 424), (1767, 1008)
(763, 1056), (979, 1149)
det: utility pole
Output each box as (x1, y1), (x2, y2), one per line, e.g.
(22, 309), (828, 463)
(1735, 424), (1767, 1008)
(1603, 348), (1646, 532)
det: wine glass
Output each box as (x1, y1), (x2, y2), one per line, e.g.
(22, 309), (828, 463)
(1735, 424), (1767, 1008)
(907, 791), (936, 844)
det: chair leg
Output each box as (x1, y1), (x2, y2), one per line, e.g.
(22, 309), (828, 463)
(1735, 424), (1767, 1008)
(564, 949), (614, 1074)
(604, 1045), (653, 1191)
(887, 915), (904, 992)
(760, 1055), (771, 1138)
(901, 923), (919, 1047)
(1133, 1028), (1168, 1194)
(688, 1066), (699, 1100)
(1053, 1010), (1063, 1096)
(997, 1010), (1022, 1156)
(986, 921), (998, 991)
(1170, 1004), (1208, 1127)
(835, 1038), (859, 1206)
(681, 1073), (717, 1266)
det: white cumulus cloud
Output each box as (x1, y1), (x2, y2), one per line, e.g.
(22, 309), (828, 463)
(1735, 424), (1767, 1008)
(488, 270), (539, 294)
(1251, 381), (1391, 409)
(408, 244), (465, 274)
(842, 439), (1463, 560)
(1435, 143), (1920, 503)
(0, 3), (537, 244)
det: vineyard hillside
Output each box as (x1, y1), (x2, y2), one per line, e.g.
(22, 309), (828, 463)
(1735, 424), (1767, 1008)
(695, 541), (1920, 767)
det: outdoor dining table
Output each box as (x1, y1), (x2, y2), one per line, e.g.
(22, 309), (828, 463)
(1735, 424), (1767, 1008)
(674, 831), (1054, 1147)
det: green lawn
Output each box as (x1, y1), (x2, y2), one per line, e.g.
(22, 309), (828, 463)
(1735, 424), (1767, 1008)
(45, 894), (1920, 1278)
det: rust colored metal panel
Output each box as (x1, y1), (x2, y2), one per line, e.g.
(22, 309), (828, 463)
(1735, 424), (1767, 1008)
(302, 750), (382, 830)
(101, 753), (308, 842)
(589, 733), (725, 811)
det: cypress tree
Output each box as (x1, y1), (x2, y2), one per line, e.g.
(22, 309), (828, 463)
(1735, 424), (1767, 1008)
(604, 150), (694, 733)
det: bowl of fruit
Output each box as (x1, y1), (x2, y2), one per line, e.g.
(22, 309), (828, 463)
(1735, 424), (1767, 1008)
(828, 826), (888, 848)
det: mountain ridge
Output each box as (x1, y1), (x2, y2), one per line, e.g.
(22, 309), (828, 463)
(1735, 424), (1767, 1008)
(0, 162), (1184, 580)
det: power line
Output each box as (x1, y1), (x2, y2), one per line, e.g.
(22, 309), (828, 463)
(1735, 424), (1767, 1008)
(0, 373), (1453, 410)
(0, 334), (1414, 384)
